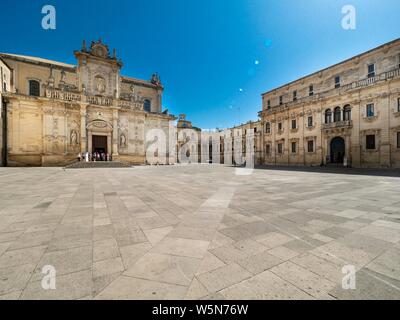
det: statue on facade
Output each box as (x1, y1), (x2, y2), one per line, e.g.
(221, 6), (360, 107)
(60, 70), (67, 84)
(151, 73), (161, 86)
(95, 76), (106, 93)
(120, 134), (127, 148)
(70, 130), (78, 145)
(47, 67), (55, 88)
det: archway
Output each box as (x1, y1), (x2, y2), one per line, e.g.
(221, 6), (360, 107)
(330, 137), (345, 164)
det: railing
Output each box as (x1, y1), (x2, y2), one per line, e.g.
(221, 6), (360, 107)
(118, 99), (144, 110)
(85, 95), (113, 106)
(45, 89), (82, 102)
(44, 88), (142, 110)
(322, 120), (353, 130)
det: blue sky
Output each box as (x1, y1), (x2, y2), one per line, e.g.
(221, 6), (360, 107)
(1, 0), (399, 129)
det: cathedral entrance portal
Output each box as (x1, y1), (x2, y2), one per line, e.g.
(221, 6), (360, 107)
(87, 120), (113, 158)
(92, 135), (108, 154)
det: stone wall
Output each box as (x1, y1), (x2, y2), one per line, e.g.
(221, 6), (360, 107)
(260, 39), (400, 168)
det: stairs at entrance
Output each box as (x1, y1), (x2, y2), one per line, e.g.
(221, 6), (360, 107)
(65, 161), (132, 169)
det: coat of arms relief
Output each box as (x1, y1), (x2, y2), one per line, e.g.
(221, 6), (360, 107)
(95, 75), (106, 94)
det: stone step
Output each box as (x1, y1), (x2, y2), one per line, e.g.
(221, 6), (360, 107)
(65, 161), (132, 169)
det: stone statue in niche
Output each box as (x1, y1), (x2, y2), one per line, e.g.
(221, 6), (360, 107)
(130, 85), (140, 102)
(48, 67), (55, 87)
(70, 130), (78, 145)
(60, 70), (67, 84)
(120, 134), (127, 148)
(95, 76), (106, 94)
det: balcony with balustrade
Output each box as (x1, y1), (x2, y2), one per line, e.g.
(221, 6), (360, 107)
(44, 87), (143, 110)
(322, 120), (353, 130)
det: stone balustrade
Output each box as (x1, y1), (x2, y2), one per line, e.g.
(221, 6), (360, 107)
(322, 120), (353, 130)
(44, 87), (143, 110)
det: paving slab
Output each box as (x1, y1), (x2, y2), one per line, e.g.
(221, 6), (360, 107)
(1, 165), (400, 299)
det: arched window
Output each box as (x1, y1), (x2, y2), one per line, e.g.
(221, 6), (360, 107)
(144, 99), (151, 112)
(334, 107), (341, 122)
(29, 80), (40, 97)
(325, 109), (332, 124)
(343, 105), (351, 121)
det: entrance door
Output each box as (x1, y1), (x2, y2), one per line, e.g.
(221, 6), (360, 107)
(330, 137), (345, 164)
(92, 135), (108, 154)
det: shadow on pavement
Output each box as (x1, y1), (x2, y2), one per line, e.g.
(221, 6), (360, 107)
(248, 165), (400, 178)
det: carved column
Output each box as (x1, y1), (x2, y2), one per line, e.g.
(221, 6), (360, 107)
(88, 131), (92, 153)
(107, 133), (112, 155)
(112, 108), (119, 156)
(80, 103), (88, 153)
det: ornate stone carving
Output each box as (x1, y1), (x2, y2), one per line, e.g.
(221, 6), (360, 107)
(60, 70), (67, 84)
(90, 39), (110, 59)
(70, 130), (78, 145)
(92, 120), (107, 128)
(151, 73), (161, 86)
(95, 75), (106, 93)
(120, 134), (127, 148)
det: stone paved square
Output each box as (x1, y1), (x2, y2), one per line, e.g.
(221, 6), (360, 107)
(1, 165), (400, 300)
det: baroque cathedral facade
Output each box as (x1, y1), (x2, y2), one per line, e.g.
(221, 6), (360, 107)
(0, 39), (176, 166)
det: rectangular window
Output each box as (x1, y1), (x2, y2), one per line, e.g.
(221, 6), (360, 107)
(266, 144), (271, 155)
(279, 96), (283, 105)
(291, 142), (297, 153)
(307, 140), (314, 153)
(278, 122), (282, 131)
(397, 97), (400, 112)
(309, 85), (314, 97)
(368, 64), (375, 78)
(293, 90), (297, 101)
(29, 80), (40, 97)
(308, 116), (313, 127)
(291, 119), (297, 129)
(366, 135), (376, 150)
(335, 76), (341, 88)
(267, 100), (271, 110)
(277, 143), (283, 154)
(265, 123), (271, 134)
(366, 104), (375, 117)
(397, 132), (400, 149)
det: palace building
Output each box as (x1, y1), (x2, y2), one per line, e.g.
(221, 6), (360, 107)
(0, 39), (176, 166)
(259, 38), (400, 168)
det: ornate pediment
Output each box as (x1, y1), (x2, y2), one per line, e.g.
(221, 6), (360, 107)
(90, 39), (110, 59)
(87, 119), (113, 132)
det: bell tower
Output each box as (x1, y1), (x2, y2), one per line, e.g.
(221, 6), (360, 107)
(74, 39), (123, 98)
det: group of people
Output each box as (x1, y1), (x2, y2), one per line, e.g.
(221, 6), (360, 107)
(77, 152), (112, 162)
